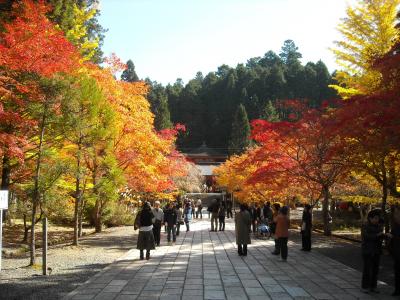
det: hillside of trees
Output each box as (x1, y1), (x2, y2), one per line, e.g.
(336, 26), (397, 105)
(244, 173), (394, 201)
(123, 40), (338, 153)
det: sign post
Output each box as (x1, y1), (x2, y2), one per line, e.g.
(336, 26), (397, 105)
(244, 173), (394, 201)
(0, 190), (9, 271)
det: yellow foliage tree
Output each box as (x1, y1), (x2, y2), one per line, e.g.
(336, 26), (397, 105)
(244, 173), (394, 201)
(65, 4), (99, 62)
(214, 148), (278, 205)
(330, 0), (400, 98)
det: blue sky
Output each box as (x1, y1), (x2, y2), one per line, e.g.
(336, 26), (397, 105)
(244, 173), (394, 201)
(98, 0), (355, 85)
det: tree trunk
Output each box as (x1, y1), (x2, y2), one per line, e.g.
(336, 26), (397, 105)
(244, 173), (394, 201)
(6, 191), (15, 226)
(322, 185), (331, 236)
(1, 156), (10, 190)
(23, 210), (43, 244)
(73, 194), (80, 245)
(78, 197), (85, 237)
(30, 112), (46, 266)
(23, 214), (29, 243)
(94, 202), (102, 233)
(73, 140), (82, 245)
(94, 200), (103, 233)
(92, 157), (102, 233)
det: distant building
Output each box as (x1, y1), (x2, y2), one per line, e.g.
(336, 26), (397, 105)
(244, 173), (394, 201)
(183, 142), (227, 192)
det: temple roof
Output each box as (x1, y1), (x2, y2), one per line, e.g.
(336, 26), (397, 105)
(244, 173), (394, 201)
(183, 142), (226, 157)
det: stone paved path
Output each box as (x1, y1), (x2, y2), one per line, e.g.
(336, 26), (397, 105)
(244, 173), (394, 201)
(64, 218), (394, 300)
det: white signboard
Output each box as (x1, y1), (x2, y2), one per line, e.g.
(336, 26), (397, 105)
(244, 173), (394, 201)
(0, 191), (8, 210)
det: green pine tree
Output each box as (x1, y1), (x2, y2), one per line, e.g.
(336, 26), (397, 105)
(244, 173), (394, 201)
(121, 60), (139, 82)
(262, 100), (280, 122)
(154, 98), (172, 130)
(228, 104), (250, 155)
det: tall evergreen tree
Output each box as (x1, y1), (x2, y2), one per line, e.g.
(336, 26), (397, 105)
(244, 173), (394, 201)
(145, 80), (173, 131)
(229, 104), (250, 155)
(154, 98), (172, 130)
(280, 40), (305, 98)
(263, 100), (280, 122)
(142, 40), (336, 152)
(279, 39), (302, 65)
(121, 60), (139, 82)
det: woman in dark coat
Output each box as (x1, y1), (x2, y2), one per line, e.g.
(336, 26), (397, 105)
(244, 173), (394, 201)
(361, 209), (385, 293)
(301, 204), (312, 251)
(135, 202), (156, 260)
(389, 206), (400, 296)
(235, 204), (251, 256)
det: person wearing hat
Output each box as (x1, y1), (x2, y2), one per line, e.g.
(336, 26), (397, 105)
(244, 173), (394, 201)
(301, 204), (312, 251)
(361, 209), (385, 293)
(152, 201), (164, 246)
(134, 202), (156, 260)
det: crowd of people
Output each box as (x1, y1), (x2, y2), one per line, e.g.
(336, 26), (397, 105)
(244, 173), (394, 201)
(133, 197), (199, 260)
(133, 198), (400, 296)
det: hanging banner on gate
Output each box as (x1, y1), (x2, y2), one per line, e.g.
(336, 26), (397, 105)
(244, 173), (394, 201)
(0, 191), (8, 210)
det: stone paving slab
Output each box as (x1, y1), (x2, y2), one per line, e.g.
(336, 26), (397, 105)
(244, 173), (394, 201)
(64, 218), (394, 300)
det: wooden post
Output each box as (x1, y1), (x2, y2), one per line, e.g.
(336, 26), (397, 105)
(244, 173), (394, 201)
(42, 217), (47, 275)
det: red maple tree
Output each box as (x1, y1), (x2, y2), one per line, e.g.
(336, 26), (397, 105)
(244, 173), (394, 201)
(249, 102), (349, 235)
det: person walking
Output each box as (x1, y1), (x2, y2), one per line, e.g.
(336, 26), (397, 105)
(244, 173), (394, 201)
(249, 203), (257, 233)
(163, 204), (168, 233)
(191, 200), (196, 219)
(210, 199), (219, 231)
(263, 201), (273, 223)
(176, 203), (184, 236)
(361, 209), (385, 294)
(164, 202), (178, 245)
(271, 203), (281, 254)
(235, 204), (251, 256)
(184, 202), (192, 232)
(274, 206), (290, 261)
(218, 202), (226, 231)
(388, 205), (400, 296)
(196, 198), (203, 219)
(301, 204), (312, 251)
(134, 202), (156, 260)
(226, 197), (233, 219)
(152, 201), (164, 246)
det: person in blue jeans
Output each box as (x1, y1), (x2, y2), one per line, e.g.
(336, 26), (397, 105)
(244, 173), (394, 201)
(184, 201), (192, 232)
(164, 202), (177, 244)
